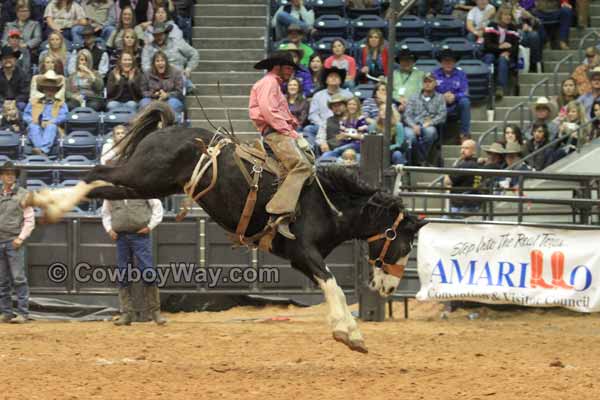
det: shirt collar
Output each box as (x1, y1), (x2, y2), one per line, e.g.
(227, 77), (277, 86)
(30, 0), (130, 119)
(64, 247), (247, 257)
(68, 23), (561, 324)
(267, 71), (283, 84)
(1, 183), (15, 195)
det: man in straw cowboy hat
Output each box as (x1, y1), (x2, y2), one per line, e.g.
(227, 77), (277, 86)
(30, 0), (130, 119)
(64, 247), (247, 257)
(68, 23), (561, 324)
(280, 43), (313, 97)
(249, 50), (314, 240)
(527, 96), (558, 140)
(23, 69), (68, 156)
(0, 161), (35, 324)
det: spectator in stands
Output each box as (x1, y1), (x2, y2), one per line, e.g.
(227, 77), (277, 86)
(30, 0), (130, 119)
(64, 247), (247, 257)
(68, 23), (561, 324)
(81, 0), (116, 42)
(321, 96), (368, 161)
(114, 0), (153, 25)
(308, 53), (324, 95)
(555, 100), (590, 159)
(481, 142), (506, 169)
(101, 197), (166, 326)
(141, 22), (199, 87)
(1, 3), (42, 56)
(114, 28), (142, 67)
(144, 5), (183, 45)
(0, 46), (30, 112)
(443, 139), (481, 216)
(362, 81), (386, 125)
(501, 141), (531, 189)
(358, 29), (388, 82)
(107, 5), (145, 49)
(140, 50), (184, 114)
(0, 0), (19, 28)
(286, 77), (309, 130)
(272, 0), (315, 41)
(443, 0), (474, 21)
(524, 122), (555, 170)
(554, 78), (579, 116)
(6, 30), (31, 75)
(531, 0), (572, 50)
(306, 66), (352, 146)
(31, 54), (65, 101)
(511, 1), (543, 73)
(433, 48), (471, 141)
(38, 30), (69, 68)
(279, 24), (313, 68)
(324, 40), (357, 90)
(23, 70), (68, 155)
(66, 25), (110, 77)
(483, 6), (520, 100)
(172, 0), (194, 43)
(369, 103), (409, 165)
(405, 73), (447, 166)
(0, 100), (25, 134)
(417, 0), (444, 17)
(578, 67), (600, 116)
(65, 49), (105, 111)
(500, 124), (527, 153)
(107, 51), (145, 111)
(316, 94), (346, 157)
(528, 96), (558, 139)
(466, 0), (496, 42)
(572, 47), (600, 98)
(590, 99), (600, 140)
(101, 124), (126, 165)
(0, 161), (34, 324)
(281, 44), (313, 98)
(44, 0), (88, 45)
(392, 47), (424, 114)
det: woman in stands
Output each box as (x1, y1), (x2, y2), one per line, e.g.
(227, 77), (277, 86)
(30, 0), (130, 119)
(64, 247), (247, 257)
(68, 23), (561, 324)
(369, 103), (408, 165)
(106, 51), (145, 111)
(0, 100), (25, 134)
(140, 50), (184, 114)
(483, 6), (520, 100)
(500, 124), (527, 154)
(286, 77), (309, 130)
(110, 28), (142, 66)
(30, 54), (66, 101)
(362, 81), (386, 125)
(144, 5), (183, 45)
(43, 0), (87, 44)
(555, 100), (590, 159)
(324, 39), (357, 89)
(554, 78), (579, 118)
(65, 49), (105, 111)
(358, 29), (388, 83)
(308, 54), (324, 96)
(107, 6), (145, 50)
(590, 99), (600, 140)
(38, 30), (69, 67)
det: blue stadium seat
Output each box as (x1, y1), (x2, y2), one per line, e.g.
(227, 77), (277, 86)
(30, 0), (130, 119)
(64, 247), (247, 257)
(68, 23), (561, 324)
(66, 107), (101, 135)
(457, 60), (491, 101)
(395, 15), (426, 42)
(314, 15), (350, 39)
(437, 39), (478, 60)
(350, 15), (387, 41)
(102, 107), (135, 135)
(352, 83), (375, 101)
(57, 155), (94, 182)
(0, 131), (21, 160)
(414, 59), (441, 74)
(397, 38), (435, 59)
(0, 155), (11, 164)
(314, 36), (351, 58)
(347, 2), (381, 19)
(26, 179), (48, 191)
(61, 131), (98, 160)
(309, 0), (346, 17)
(24, 154), (55, 185)
(428, 16), (465, 42)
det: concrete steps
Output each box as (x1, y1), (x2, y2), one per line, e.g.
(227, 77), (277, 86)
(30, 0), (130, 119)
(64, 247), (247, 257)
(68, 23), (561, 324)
(198, 49), (264, 61)
(193, 26), (265, 38)
(194, 16), (265, 27)
(193, 38), (265, 49)
(186, 96), (249, 108)
(194, 3), (266, 17)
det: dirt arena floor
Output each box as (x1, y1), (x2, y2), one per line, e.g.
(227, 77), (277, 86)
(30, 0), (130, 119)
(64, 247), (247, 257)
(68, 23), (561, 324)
(1, 300), (600, 400)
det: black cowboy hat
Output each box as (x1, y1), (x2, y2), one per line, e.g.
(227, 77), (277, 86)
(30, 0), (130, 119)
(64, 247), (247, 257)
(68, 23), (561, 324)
(321, 66), (346, 87)
(396, 46), (416, 62)
(253, 50), (299, 70)
(0, 161), (21, 177)
(436, 47), (459, 62)
(0, 45), (21, 59)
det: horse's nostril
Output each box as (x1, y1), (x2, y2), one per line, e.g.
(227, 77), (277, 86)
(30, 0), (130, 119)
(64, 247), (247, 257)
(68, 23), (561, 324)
(387, 287), (395, 295)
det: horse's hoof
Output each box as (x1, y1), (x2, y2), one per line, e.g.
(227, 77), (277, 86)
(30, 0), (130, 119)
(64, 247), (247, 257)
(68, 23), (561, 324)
(332, 330), (350, 345)
(349, 340), (369, 354)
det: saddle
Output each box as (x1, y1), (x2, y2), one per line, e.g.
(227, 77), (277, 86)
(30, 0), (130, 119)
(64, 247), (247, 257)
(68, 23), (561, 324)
(234, 139), (283, 179)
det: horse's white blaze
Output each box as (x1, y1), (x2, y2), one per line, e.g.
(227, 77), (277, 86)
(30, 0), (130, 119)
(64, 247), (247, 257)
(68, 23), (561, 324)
(315, 275), (350, 334)
(369, 254), (408, 297)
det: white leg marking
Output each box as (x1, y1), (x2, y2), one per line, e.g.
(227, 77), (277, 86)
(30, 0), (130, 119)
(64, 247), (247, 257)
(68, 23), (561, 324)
(315, 275), (349, 334)
(335, 285), (363, 342)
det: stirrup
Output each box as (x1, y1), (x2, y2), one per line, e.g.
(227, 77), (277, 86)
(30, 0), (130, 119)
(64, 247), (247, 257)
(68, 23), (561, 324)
(268, 215), (296, 240)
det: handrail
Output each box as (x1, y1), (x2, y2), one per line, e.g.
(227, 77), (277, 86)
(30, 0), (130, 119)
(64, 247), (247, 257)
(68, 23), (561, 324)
(502, 101), (527, 129)
(476, 124), (501, 155)
(399, 191), (599, 207)
(553, 54), (574, 94)
(578, 31), (600, 64)
(528, 76), (550, 103)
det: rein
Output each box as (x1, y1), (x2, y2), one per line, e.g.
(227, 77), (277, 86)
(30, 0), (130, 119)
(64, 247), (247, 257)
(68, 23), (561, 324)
(366, 212), (406, 279)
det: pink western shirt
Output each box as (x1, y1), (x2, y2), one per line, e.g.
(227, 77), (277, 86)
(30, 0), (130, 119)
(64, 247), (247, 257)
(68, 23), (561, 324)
(2, 184), (35, 242)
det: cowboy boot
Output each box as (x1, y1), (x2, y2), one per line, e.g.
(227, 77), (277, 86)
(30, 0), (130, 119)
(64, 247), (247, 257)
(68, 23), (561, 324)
(551, 252), (573, 289)
(530, 250), (553, 289)
(114, 287), (133, 326)
(269, 214), (296, 240)
(145, 285), (167, 325)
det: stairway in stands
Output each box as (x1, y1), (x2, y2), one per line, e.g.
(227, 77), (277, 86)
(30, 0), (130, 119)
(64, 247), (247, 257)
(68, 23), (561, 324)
(189, 0), (266, 139)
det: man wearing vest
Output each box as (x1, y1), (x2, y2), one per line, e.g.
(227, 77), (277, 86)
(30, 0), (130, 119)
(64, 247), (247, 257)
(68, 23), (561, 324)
(101, 198), (166, 326)
(0, 162), (35, 324)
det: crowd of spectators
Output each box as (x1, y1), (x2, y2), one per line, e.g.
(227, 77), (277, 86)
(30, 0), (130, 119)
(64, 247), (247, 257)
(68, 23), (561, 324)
(0, 0), (197, 157)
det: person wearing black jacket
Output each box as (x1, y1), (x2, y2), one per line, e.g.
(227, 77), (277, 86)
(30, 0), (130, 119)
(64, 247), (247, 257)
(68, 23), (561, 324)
(443, 139), (482, 217)
(0, 46), (30, 112)
(482, 7), (520, 100)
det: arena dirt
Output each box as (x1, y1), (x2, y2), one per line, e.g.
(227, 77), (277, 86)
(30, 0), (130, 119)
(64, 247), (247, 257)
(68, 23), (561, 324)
(1, 300), (599, 400)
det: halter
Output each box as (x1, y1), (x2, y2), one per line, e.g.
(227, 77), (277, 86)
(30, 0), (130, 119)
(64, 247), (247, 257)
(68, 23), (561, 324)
(366, 212), (406, 279)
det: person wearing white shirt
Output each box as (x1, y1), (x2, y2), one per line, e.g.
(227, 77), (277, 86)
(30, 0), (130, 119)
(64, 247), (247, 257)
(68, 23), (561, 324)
(466, 0), (496, 42)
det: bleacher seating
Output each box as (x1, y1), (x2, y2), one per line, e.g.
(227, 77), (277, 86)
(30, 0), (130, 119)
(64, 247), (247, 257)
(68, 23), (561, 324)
(347, 3), (381, 19)
(397, 38), (435, 59)
(309, 0), (347, 17)
(395, 16), (427, 41)
(314, 14), (350, 39)
(414, 59), (441, 74)
(66, 107), (101, 136)
(438, 38), (479, 60)
(456, 60), (492, 101)
(61, 131), (98, 160)
(428, 16), (465, 42)
(24, 155), (55, 185)
(26, 179), (48, 191)
(102, 107), (135, 135)
(352, 84), (375, 101)
(0, 131), (21, 160)
(57, 155), (94, 182)
(350, 15), (387, 41)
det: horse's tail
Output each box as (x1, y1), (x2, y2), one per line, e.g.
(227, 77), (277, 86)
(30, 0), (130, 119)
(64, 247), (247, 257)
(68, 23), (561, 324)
(118, 101), (176, 161)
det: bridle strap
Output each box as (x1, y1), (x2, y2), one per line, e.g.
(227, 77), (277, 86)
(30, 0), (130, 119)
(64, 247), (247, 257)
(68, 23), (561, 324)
(366, 212), (406, 279)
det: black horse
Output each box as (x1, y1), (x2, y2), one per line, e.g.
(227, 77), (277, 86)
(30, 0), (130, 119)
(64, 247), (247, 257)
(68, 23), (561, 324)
(25, 103), (426, 353)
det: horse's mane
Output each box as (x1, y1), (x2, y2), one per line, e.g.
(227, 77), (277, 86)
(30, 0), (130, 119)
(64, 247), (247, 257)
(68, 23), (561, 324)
(316, 165), (404, 215)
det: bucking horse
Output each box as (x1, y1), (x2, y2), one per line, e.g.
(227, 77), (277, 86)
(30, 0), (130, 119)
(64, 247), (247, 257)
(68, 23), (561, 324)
(23, 102), (426, 353)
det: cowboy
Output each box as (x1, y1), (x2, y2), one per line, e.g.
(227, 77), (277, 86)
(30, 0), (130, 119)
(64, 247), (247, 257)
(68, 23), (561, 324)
(501, 141), (531, 190)
(278, 24), (314, 67)
(0, 45), (29, 112)
(249, 51), (313, 240)
(392, 46), (424, 112)
(0, 161), (35, 324)
(432, 48), (471, 141)
(23, 70), (68, 156)
(527, 97), (559, 140)
(280, 43), (313, 97)
(318, 94), (356, 161)
(67, 24), (109, 77)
